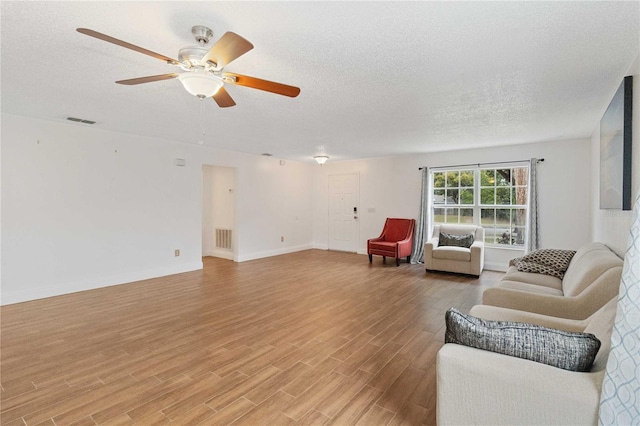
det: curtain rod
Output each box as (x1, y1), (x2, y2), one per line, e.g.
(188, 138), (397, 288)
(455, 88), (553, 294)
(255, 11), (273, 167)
(418, 158), (544, 171)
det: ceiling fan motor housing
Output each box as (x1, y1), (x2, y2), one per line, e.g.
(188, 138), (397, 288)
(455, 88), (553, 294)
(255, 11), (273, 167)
(178, 46), (210, 67)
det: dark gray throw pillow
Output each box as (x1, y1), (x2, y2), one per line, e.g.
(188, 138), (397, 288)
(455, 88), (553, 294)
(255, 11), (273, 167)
(438, 232), (474, 248)
(444, 308), (601, 372)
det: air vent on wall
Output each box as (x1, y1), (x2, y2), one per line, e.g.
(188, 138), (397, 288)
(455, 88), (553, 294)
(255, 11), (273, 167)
(216, 229), (232, 250)
(67, 117), (96, 124)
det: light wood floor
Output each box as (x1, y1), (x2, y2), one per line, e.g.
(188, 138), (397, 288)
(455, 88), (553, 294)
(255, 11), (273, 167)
(1, 250), (503, 426)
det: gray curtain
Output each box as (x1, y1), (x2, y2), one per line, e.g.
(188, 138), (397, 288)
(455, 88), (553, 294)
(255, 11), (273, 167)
(411, 167), (429, 264)
(599, 192), (640, 424)
(527, 158), (539, 252)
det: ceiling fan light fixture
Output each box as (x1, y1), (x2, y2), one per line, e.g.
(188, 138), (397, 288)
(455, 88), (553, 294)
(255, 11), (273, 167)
(314, 155), (329, 165)
(77, 26), (300, 108)
(178, 71), (223, 98)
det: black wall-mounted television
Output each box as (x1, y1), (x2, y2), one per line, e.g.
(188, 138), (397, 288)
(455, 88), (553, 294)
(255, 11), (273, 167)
(600, 75), (633, 211)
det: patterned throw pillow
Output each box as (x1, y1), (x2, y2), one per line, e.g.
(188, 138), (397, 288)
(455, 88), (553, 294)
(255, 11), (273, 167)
(438, 232), (474, 248)
(509, 249), (577, 279)
(445, 308), (601, 372)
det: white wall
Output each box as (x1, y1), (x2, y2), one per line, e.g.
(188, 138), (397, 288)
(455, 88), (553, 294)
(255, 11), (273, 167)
(202, 165), (216, 256)
(1, 113), (313, 304)
(4, 65), (626, 304)
(313, 138), (592, 271)
(233, 158), (313, 261)
(591, 54), (640, 256)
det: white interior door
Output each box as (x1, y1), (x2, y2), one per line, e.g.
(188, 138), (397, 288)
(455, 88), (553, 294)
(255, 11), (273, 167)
(328, 173), (360, 252)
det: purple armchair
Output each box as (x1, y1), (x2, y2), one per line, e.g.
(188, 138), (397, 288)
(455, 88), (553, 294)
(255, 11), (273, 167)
(367, 218), (415, 266)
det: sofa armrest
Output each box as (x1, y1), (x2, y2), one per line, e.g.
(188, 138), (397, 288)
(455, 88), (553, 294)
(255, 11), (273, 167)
(397, 236), (412, 246)
(437, 344), (603, 426)
(469, 240), (484, 252)
(469, 240), (484, 275)
(424, 238), (438, 267)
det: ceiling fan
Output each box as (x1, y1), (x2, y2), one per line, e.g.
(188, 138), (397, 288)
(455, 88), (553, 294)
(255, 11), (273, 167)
(77, 26), (300, 107)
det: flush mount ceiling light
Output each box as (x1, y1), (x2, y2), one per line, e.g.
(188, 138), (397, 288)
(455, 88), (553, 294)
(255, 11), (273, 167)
(177, 71), (224, 98)
(314, 155), (329, 165)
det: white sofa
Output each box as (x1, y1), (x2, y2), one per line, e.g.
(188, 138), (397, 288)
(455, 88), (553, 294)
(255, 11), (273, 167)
(437, 297), (618, 425)
(424, 224), (485, 277)
(482, 242), (623, 319)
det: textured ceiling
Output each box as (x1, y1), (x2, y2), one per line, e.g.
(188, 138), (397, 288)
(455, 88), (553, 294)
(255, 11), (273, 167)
(1, 1), (639, 162)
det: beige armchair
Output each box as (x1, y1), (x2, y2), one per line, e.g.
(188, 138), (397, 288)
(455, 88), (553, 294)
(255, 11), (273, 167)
(424, 224), (485, 276)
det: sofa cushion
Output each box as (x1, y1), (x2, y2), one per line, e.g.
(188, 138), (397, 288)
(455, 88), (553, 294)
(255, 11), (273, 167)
(439, 232), (474, 248)
(502, 266), (563, 290)
(438, 224), (478, 236)
(445, 308), (601, 372)
(369, 241), (396, 250)
(497, 280), (564, 296)
(384, 218), (414, 242)
(433, 246), (471, 262)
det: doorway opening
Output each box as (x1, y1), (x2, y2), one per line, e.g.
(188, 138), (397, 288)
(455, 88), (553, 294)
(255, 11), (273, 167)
(202, 165), (236, 260)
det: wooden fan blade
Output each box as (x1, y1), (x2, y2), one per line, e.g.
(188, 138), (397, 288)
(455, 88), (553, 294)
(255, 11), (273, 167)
(202, 32), (253, 68)
(116, 74), (179, 85)
(212, 86), (236, 108)
(224, 73), (300, 98)
(77, 28), (178, 64)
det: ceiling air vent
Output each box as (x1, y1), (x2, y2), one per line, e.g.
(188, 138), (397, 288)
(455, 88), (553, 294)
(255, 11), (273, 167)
(67, 117), (96, 125)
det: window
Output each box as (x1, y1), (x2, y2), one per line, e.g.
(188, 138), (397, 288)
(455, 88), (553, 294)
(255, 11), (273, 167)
(480, 168), (528, 246)
(431, 166), (529, 247)
(433, 170), (474, 224)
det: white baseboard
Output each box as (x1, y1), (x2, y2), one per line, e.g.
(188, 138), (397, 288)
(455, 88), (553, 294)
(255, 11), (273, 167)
(236, 244), (314, 262)
(310, 244), (368, 255)
(483, 262), (508, 272)
(1, 261), (203, 306)
(203, 248), (233, 260)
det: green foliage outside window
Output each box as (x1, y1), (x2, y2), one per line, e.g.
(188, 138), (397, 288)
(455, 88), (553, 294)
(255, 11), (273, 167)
(431, 167), (529, 247)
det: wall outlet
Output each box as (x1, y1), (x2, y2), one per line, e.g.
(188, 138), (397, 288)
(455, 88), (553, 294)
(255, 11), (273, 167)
(280, 236), (284, 242)
(174, 249), (180, 257)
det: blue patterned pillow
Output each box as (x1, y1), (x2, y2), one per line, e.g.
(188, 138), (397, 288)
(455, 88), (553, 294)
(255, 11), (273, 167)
(445, 309), (601, 372)
(439, 232), (474, 248)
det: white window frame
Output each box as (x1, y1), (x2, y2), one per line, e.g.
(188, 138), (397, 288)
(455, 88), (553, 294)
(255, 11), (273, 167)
(430, 164), (530, 249)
